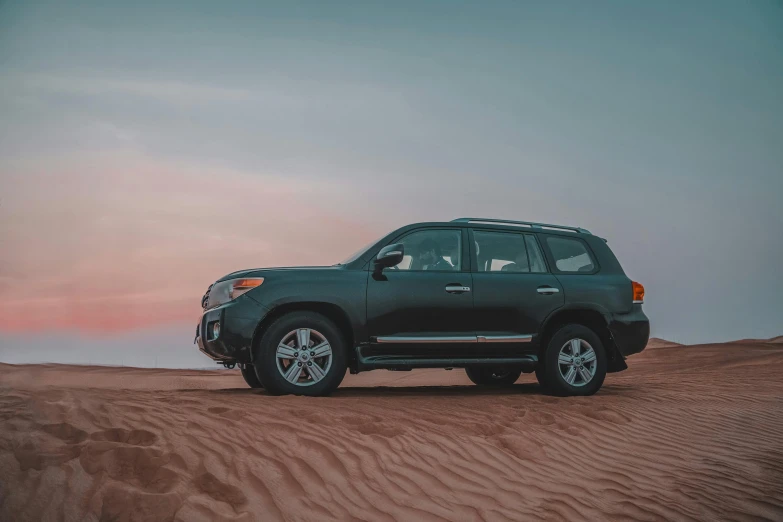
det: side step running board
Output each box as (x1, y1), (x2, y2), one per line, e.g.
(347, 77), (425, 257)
(356, 350), (538, 371)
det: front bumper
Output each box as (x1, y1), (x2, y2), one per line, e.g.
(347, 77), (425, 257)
(195, 295), (269, 364)
(609, 304), (650, 357)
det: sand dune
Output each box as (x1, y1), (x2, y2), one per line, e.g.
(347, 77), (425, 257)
(2, 340), (783, 521)
(732, 335), (783, 345)
(643, 337), (684, 349)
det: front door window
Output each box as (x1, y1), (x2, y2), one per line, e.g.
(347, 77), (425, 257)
(391, 229), (462, 271)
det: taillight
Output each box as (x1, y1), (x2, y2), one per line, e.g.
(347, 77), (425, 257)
(632, 281), (645, 304)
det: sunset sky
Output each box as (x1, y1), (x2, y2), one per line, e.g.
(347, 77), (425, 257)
(1, 1), (782, 366)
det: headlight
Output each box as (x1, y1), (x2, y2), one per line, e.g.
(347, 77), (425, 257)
(205, 277), (264, 309)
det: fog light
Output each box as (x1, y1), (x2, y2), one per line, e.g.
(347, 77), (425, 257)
(212, 322), (221, 340)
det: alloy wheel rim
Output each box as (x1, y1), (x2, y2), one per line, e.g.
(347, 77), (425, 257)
(557, 338), (597, 387)
(275, 328), (333, 387)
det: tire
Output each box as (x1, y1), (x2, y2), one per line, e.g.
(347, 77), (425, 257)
(256, 312), (347, 396)
(534, 363), (549, 391)
(539, 324), (607, 396)
(465, 367), (522, 387)
(240, 364), (263, 388)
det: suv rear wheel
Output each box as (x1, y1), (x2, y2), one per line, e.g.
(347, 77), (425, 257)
(256, 311), (347, 396)
(465, 367), (522, 386)
(536, 324), (607, 396)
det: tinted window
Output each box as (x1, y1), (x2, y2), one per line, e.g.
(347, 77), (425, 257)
(546, 236), (596, 272)
(473, 231), (546, 273)
(393, 229), (461, 271)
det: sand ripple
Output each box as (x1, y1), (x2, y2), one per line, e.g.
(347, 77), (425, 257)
(1, 340), (782, 521)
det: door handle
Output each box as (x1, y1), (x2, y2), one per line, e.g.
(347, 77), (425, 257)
(537, 286), (560, 295)
(445, 285), (471, 294)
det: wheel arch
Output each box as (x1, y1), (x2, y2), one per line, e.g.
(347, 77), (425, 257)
(250, 301), (356, 365)
(538, 307), (627, 373)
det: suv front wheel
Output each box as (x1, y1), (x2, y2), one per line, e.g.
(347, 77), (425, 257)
(536, 324), (607, 396)
(256, 311), (347, 396)
(240, 364), (264, 388)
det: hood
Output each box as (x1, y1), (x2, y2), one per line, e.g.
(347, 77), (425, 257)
(216, 265), (341, 282)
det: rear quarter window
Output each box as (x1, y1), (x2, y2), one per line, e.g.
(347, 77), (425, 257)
(546, 236), (597, 273)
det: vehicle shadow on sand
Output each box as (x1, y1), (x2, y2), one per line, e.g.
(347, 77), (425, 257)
(333, 383), (545, 397)
(200, 382), (637, 398)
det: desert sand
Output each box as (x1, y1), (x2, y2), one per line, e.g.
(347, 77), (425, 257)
(1, 338), (782, 521)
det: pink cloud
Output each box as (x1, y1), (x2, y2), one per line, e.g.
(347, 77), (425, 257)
(0, 153), (379, 334)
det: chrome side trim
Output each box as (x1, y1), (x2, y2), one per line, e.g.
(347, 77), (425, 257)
(477, 334), (533, 343)
(633, 300), (644, 304)
(374, 334), (533, 344)
(375, 335), (478, 344)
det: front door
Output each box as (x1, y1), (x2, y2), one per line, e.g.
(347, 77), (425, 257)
(366, 228), (474, 343)
(470, 229), (564, 346)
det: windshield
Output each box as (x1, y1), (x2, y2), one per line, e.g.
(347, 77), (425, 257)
(337, 237), (380, 265)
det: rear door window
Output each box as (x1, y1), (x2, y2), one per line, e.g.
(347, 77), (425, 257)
(472, 230), (547, 273)
(545, 236), (597, 273)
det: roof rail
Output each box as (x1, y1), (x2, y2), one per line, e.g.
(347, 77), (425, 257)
(451, 217), (591, 235)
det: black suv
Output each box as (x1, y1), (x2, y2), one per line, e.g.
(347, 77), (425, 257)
(195, 218), (649, 397)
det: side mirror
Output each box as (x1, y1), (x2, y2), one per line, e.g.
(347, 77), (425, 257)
(373, 243), (404, 273)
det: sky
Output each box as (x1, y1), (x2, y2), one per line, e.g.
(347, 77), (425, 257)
(1, 0), (782, 366)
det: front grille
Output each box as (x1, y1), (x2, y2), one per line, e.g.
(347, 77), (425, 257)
(201, 284), (213, 310)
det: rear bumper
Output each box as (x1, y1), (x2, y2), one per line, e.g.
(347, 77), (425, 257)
(195, 295), (269, 364)
(608, 304), (650, 357)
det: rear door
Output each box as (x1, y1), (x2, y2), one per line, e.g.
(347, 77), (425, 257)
(470, 229), (564, 345)
(366, 227), (474, 343)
